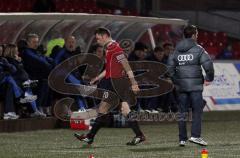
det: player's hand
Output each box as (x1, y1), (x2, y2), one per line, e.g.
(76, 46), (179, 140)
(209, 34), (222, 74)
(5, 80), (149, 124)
(131, 84), (140, 94)
(204, 80), (211, 86)
(90, 77), (98, 85)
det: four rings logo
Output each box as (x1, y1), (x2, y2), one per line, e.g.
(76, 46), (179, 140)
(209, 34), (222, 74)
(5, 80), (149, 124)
(177, 54), (194, 62)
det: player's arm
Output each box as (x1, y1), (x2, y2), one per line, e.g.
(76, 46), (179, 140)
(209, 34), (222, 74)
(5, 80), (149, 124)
(90, 70), (106, 85)
(119, 56), (140, 94)
(200, 49), (214, 86)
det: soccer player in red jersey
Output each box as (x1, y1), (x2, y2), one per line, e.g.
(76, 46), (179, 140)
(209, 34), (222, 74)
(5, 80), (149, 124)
(74, 27), (145, 145)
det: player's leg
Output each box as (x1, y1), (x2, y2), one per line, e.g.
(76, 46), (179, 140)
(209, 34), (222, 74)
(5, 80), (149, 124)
(111, 77), (145, 145)
(87, 101), (112, 137)
(121, 101), (145, 145)
(177, 92), (189, 146)
(74, 101), (112, 144)
(188, 91), (207, 146)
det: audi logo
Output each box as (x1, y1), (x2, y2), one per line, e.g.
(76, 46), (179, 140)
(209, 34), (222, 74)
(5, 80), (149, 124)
(177, 54), (194, 62)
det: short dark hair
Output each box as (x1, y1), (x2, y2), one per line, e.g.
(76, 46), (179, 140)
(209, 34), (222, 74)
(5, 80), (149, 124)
(163, 42), (173, 49)
(154, 46), (164, 52)
(94, 27), (111, 37)
(183, 25), (197, 38)
(134, 42), (147, 51)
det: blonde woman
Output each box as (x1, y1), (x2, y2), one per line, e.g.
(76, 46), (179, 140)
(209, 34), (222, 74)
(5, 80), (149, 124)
(3, 44), (46, 118)
(3, 44), (38, 87)
(0, 44), (38, 119)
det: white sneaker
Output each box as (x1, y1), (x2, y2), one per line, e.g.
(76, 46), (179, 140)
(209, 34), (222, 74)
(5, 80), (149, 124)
(179, 140), (186, 147)
(151, 110), (159, 114)
(144, 110), (152, 113)
(20, 95), (37, 103)
(138, 109), (145, 113)
(30, 111), (46, 118)
(189, 137), (208, 146)
(22, 80), (38, 88)
(3, 112), (19, 120)
(78, 108), (87, 112)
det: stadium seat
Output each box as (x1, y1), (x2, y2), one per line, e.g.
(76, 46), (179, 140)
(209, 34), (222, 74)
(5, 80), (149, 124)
(205, 42), (221, 59)
(198, 31), (210, 46)
(218, 32), (228, 44)
(211, 32), (219, 45)
(232, 42), (240, 59)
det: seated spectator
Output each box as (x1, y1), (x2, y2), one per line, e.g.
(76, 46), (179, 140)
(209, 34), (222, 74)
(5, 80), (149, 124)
(0, 46), (37, 119)
(3, 44), (37, 87)
(22, 34), (55, 115)
(163, 42), (174, 63)
(3, 44), (46, 117)
(128, 42), (148, 111)
(146, 46), (165, 62)
(145, 46), (178, 113)
(54, 35), (87, 111)
(145, 46), (166, 113)
(128, 42), (147, 61)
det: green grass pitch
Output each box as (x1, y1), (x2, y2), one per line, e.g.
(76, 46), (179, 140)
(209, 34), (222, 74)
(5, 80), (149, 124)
(0, 111), (240, 158)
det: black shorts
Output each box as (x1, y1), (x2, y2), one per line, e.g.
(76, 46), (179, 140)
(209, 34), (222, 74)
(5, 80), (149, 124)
(99, 77), (136, 106)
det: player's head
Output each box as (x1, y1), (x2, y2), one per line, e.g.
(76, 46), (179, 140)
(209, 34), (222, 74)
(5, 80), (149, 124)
(64, 35), (76, 52)
(183, 25), (198, 41)
(26, 33), (39, 50)
(163, 42), (174, 56)
(134, 42), (147, 60)
(94, 27), (111, 46)
(153, 46), (165, 61)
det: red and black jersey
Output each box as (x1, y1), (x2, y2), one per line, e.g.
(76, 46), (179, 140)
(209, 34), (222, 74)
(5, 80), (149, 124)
(104, 41), (126, 79)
